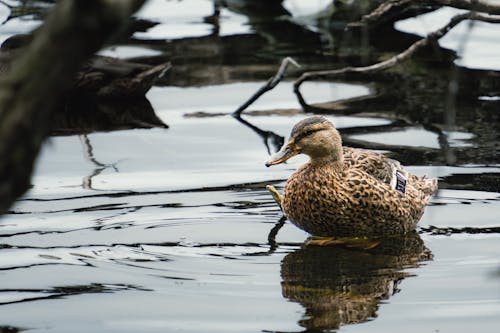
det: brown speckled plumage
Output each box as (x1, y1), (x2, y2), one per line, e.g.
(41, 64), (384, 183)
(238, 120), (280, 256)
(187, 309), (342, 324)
(266, 116), (438, 237)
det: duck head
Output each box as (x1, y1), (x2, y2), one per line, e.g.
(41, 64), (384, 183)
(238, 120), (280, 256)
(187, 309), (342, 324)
(266, 116), (343, 167)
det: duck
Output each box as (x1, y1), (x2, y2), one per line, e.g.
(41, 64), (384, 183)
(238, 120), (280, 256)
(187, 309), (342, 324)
(265, 115), (438, 238)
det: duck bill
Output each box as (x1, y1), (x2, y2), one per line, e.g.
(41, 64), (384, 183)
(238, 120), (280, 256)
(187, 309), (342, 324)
(265, 141), (299, 167)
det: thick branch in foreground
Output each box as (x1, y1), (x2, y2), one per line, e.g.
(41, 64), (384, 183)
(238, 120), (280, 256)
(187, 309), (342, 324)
(294, 12), (500, 109)
(0, 0), (145, 214)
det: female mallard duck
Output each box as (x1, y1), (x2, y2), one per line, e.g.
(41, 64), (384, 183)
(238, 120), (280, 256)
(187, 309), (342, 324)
(266, 116), (437, 238)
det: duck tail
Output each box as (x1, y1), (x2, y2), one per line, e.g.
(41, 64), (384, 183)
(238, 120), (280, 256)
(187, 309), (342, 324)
(408, 174), (438, 198)
(420, 176), (438, 197)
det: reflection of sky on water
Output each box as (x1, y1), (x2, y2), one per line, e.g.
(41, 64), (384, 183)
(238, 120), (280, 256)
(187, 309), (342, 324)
(0, 16), (41, 44)
(98, 45), (163, 59)
(1, 0), (500, 72)
(351, 127), (475, 149)
(396, 6), (500, 70)
(29, 82), (372, 195)
(152, 81), (371, 112)
(0, 1), (499, 333)
(283, 0), (333, 16)
(134, 0), (252, 39)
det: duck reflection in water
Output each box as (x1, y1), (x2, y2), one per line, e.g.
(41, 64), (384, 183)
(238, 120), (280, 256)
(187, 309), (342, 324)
(280, 232), (431, 332)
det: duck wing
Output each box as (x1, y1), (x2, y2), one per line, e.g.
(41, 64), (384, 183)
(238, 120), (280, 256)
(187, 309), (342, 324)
(342, 147), (438, 196)
(342, 147), (405, 186)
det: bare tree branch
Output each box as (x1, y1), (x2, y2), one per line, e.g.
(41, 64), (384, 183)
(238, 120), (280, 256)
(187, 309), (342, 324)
(232, 57), (300, 117)
(294, 12), (500, 110)
(434, 0), (500, 14)
(359, 0), (500, 26)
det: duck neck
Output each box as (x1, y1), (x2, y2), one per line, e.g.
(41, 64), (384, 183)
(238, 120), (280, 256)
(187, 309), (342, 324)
(304, 130), (344, 171)
(310, 153), (344, 171)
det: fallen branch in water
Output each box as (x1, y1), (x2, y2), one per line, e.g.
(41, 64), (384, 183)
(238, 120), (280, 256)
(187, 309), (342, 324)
(293, 12), (500, 113)
(232, 57), (300, 117)
(358, 0), (500, 27)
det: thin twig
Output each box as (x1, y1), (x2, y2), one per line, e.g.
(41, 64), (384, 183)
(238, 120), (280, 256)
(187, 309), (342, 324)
(232, 57), (300, 117)
(355, 0), (415, 27)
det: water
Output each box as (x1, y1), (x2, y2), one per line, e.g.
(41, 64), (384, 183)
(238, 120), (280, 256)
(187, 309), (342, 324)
(0, 1), (499, 332)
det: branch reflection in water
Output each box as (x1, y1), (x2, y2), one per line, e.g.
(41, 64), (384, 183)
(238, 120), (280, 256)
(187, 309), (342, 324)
(51, 95), (168, 190)
(233, 114), (284, 155)
(79, 134), (119, 190)
(280, 233), (431, 332)
(184, 111), (286, 155)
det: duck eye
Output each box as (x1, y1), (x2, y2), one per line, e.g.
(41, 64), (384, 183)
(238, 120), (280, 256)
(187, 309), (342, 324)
(303, 130), (315, 137)
(296, 128), (321, 142)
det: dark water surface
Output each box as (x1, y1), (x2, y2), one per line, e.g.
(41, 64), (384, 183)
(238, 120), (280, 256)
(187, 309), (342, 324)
(1, 1), (499, 332)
